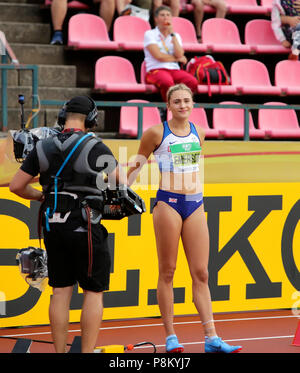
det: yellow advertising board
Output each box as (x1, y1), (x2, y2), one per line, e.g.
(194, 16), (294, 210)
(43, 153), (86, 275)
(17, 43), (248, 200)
(0, 182), (300, 327)
(0, 138), (300, 327)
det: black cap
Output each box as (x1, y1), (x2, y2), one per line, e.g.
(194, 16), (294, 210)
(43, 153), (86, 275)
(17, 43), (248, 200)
(65, 96), (94, 115)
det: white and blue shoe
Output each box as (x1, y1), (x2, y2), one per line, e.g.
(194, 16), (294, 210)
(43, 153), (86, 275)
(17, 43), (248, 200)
(166, 334), (184, 353)
(205, 336), (242, 353)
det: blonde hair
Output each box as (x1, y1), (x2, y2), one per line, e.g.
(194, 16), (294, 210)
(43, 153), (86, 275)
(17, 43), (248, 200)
(166, 84), (194, 104)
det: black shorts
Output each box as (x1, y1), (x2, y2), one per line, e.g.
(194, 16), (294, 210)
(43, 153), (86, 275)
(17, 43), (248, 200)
(43, 221), (111, 292)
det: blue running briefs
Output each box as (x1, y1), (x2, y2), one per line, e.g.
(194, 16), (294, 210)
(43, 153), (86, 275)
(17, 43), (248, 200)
(154, 189), (203, 220)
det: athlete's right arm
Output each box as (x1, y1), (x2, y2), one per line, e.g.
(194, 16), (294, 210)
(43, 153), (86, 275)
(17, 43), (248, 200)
(127, 125), (162, 187)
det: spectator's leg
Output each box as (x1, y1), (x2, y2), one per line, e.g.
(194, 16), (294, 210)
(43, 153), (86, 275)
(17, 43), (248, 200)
(94, 0), (116, 32)
(50, 0), (68, 44)
(116, 0), (131, 15)
(168, 0), (180, 17)
(146, 69), (175, 102)
(203, 0), (227, 18)
(171, 69), (198, 95)
(191, 0), (204, 41)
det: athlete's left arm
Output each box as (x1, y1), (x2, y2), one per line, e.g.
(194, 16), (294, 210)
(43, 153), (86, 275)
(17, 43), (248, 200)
(195, 125), (206, 146)
(9, 169), (44, 201)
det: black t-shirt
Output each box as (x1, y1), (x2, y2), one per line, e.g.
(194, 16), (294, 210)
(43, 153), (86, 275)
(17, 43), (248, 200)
(20, 132), (118, 177)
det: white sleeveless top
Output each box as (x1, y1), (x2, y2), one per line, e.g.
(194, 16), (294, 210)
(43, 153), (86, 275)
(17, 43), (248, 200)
(153, 121), (201, 174)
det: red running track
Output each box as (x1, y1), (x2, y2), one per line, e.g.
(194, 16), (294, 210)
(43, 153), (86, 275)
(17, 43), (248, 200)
(0, 309), (299, 354)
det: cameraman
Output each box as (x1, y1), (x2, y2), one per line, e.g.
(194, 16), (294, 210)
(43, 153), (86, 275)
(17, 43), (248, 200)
(9, 96), (126, 353)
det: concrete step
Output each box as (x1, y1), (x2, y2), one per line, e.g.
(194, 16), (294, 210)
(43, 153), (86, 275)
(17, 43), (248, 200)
(0, 3), (46, 23)
(10, 43), (66, 65)
(2, 86), (93, 108)
(0, 21), (51, 44)
(1, 107), (105, 131)
(1, 65), (77, 87)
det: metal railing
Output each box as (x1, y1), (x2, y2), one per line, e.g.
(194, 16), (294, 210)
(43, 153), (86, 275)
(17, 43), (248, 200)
(40, 99), (300, 140)
(1, 57), (39, 131)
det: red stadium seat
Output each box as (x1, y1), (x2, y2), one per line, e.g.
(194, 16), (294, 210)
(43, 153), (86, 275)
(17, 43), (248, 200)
(275, 60), (300, 95)
(172, 17), (206, 53)
(94, 56), (151, 92)
(258, 102), (300, 138)
(167, 107), (219, 138)
(213, 101), (265, 138)
(230, 59), (281, 95)
(113, 16), (151, 50)
(119, 99), (161, 137)
(45, 0), (90, 9)
(68, 14), (118, 50)
(201, 18), (251, 53)
(244, 19), (288, 54)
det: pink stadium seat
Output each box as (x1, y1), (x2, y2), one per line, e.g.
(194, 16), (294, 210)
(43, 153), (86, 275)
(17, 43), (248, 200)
(68, 14), (118, 50)
(260, 0), (273, 12)
(201, 18), (251, 53)
(45, 0), (89, 9)
(140, 61), (158, 93)
(225, 0), (265, 14)
(213, 101), (265, 138)
(275, 60), (300, 95)
(172, 17), (206, 53)
(230, 59), (281, 95)
(94, 56), (150, 92)
(119, 100), (161, 137)
(167, 107), (219, 138)
(113, 16), (151, 50)
(244, 19), (288, 54)
(258, 102), (300, 138)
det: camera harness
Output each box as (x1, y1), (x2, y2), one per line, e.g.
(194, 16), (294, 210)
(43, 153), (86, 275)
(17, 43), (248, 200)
(40, 132), (96, 277)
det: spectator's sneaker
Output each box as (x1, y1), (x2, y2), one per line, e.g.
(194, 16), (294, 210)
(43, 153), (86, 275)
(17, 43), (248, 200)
(50, 31), (63, 45)
(205, 336), (242, 353)
(166, 334), (184, 353)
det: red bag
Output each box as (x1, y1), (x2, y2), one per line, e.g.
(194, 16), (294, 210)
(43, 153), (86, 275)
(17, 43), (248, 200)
(186, 55), (230, 96)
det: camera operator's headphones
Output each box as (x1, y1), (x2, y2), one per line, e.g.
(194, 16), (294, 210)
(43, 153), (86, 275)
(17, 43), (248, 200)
(57, 96), (98, 129)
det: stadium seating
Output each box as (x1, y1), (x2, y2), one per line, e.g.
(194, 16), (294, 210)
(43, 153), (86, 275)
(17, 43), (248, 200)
(68, 14), (118, 50)
(172, 17), (206, 53)
(201, 18), (251, 54)
(230, 59), (281, 95)
(275, 60), (300, 95)
(119, 99), (161, 137)
(213, 101), (265, 138)
(258, 102), (300, 138)
(113, 16), (151, 51)
(94, 56), (151, 92)
(260, 0), (273, 12)
(244, 19), (288, 54)
(225, 0), (267, 14)
(167, 107), (220, 138)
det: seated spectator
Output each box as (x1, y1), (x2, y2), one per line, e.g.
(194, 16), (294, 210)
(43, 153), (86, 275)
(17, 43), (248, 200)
(271, 0), (300, 60)
(50, 0), (116, 44)
(153, 0), (227, 41)
(143, 5), (198, 102)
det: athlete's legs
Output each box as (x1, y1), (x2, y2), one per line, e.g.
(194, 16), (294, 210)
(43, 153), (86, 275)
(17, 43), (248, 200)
(153, 201), (182, 337)
(49, 286), (73, 353)
(80, 290), (104, 352)
(181, 204), (217, 337)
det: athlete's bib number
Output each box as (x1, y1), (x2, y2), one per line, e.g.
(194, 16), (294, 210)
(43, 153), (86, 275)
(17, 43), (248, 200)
(170, 142), (201, 172)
